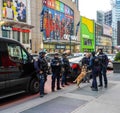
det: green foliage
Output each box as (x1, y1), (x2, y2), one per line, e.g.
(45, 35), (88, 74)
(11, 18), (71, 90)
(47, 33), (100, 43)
(114, 52), (120, 62)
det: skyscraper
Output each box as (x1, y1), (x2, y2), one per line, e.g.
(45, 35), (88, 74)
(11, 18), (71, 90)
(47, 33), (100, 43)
(71, 0), (79, 10)
(112, 0), (120, 46)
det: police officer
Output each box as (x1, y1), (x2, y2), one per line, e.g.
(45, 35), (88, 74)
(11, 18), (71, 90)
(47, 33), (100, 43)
(89, 51), (100, 91)
(81, 52), (91, 82)
(61, 52), (70, 87)
(34, 50), (48, 97)
(51, 52), (62, 92)
(97, 48), (109, 88)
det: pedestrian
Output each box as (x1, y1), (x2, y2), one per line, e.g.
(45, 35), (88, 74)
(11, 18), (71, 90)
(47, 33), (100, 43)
(34, 50), (48, 97)
(81, 52), (91, 82)
(61, 52), (70, 87)
(51, 52), (62, 92)
(89, 51), (100, 91)
(97, 48), (109, 88)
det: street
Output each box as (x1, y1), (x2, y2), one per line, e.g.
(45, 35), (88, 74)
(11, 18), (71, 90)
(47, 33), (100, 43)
(1, 70), (119, 113)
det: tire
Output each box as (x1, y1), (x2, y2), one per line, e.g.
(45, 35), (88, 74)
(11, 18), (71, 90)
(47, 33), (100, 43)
(29, 78), (39, 94)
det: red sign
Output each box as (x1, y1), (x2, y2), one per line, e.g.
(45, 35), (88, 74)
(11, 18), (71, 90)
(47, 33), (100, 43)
(12, 27), (30, 33)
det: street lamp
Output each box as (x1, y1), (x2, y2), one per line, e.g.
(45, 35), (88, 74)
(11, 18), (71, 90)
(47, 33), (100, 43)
(69, 35), (72, 54)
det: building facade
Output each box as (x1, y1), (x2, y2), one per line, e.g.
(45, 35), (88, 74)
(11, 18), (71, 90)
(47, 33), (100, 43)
(0, 0), (33, 52)
(104, 10), (112, 26)
(31, 0), (80, 53)
(0, 0), (80, 53)
(95, 22), (112, 53)
(112, 0), (120, 46)
(97, 11), (104, 25)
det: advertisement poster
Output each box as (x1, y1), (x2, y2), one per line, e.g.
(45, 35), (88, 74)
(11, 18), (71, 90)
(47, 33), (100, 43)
(80, 16), (95, 52)
(41, 6), (74, 40)
(60, 2), (64, 13)
(55, 0), (60, 11)
(42, 0), (74, 40)
(2, 0), (26, 22)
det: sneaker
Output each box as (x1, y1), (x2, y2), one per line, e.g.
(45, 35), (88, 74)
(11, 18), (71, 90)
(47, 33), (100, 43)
(98, 85), (103, 87)
(61, 85), (65, 87)
(57, 87), (61, 90)
(40, 94), (44, 97)
(52, 89), (55, 92)
(65, 83), (69, 85)
(104, 85), (107, 88)
(92, 88), (98, 91)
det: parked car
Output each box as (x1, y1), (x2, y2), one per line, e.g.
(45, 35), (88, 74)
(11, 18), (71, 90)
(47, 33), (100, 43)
(0, 37), (39, 99)
(69, 56), (83, 80)
(45, 53), (62, 62)
(107, 54), (115, 69)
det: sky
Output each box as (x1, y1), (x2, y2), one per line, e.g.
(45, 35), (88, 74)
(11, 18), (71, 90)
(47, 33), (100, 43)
(79, 0), (112, 20)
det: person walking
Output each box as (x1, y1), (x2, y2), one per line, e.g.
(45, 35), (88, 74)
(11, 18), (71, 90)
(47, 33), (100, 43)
(61, 52), (70, 87)
(51, 52), (62, 92)
(89, 51), (100, 91)
(34, 50), (48, 97)
(97, 48), (109, 88)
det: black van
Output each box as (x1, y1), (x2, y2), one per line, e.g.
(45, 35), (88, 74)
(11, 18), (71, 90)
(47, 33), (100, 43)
(0, 37), (39, 99)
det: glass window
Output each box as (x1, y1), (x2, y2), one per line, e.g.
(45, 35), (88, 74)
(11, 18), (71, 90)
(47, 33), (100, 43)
(8, 44), (22, 62)
(13, 31), (20, 42)
(22, 49), (28, 62)
(2, 30), (10, 38)
(22, 32), (29, 44)
(8, 43), (29, 63)
(84, 39), (92, 46)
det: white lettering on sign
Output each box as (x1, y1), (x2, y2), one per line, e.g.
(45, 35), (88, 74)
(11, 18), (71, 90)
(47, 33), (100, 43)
(63, 34), (78, 41)
(82, 34), (90, 38)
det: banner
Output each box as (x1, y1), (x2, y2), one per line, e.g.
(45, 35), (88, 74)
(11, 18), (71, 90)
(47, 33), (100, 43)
(2, 0), (26, 22)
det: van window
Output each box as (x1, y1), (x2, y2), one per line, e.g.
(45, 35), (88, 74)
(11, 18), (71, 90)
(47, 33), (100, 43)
(0, 41), (16, 67)
(8, 43), (28, 63)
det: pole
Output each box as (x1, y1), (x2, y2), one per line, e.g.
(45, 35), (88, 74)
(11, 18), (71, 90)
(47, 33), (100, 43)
(70, 35), (71, 54)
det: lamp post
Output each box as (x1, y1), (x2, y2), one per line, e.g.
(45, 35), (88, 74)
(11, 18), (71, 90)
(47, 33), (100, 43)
(69, 35), (72, 54)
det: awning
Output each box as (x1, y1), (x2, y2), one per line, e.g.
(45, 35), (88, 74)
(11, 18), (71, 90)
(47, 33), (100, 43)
(0, 20), (34, 29)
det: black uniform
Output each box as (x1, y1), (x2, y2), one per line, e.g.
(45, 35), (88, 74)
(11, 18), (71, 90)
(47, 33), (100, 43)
(97, 51), (108, 88)
(61, 53), (70, 86)
(51, 53), (62, 91)
(34, 51), (48, 97)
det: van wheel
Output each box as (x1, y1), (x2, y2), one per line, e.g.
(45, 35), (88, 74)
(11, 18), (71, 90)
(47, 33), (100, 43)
(29, 78), (39, 94)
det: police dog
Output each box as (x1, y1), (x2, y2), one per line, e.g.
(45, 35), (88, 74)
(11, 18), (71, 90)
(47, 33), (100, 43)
(73, 65), (88, 87)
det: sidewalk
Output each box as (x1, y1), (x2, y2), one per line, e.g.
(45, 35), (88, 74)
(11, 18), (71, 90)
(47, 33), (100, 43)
(1, 72), (120, 113)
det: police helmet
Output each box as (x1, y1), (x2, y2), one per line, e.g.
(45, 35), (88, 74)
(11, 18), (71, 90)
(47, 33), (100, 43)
(91, 51), (96, 56)
(39, 50), (46, 57)
(62, 52), (67, 56)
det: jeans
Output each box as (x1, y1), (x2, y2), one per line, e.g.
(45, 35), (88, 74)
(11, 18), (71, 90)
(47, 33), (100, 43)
(99, 67), (107, 86)
(39, 74), (45, 95)
(51, 73), (60, 90)
(61, 71), (68, 85)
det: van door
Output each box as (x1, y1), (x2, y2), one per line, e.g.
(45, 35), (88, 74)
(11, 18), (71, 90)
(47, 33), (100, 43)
(0, 41), (11, 95)
(7, 42), (34, 90)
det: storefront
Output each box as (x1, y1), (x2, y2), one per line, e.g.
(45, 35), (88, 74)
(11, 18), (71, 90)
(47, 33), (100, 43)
(0, 0), (33, 52)
(37, 0), (80, 53)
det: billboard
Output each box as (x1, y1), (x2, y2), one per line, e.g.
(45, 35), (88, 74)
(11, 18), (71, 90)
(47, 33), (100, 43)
(42, 0), (74, 40)
(103, 24), (112, 37)
(80, 16), (95, 52)
(2, 0), (26, 22)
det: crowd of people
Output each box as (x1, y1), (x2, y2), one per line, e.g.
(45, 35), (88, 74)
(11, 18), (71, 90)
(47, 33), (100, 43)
(34, 48), (109, 97)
